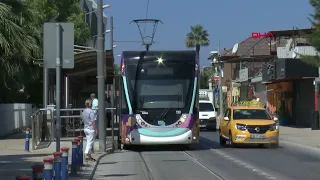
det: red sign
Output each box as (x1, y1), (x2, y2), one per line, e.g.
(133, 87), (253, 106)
(211, 76), (219, 81)
(251, 32), (275, 39)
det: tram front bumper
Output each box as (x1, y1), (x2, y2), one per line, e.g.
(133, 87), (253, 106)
(128, 129), (196, 145)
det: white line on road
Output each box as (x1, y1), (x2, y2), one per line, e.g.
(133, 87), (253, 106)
(210, 149), (277, 180)
(183, 151), (227, 180)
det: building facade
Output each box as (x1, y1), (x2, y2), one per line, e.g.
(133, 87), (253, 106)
(79, 0), (107, 48)
(221, 28), (319, 127)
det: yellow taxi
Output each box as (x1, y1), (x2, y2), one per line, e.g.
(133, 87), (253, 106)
(219, 101), (279, 148)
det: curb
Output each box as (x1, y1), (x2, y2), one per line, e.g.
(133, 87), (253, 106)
(280, 139), (320, 156)
(88, 148), (115, 180)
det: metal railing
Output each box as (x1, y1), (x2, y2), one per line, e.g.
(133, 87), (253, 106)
(31, 107), (117, 150)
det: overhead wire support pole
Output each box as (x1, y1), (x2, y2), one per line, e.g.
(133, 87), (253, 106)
(97, 0), (106, 152)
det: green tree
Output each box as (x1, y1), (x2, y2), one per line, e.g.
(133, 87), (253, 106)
(185, 25), (210, 64)
(200, 67), (215, 89)
(301, 0), (320, 66)
(0, 0), (91, 103)
(0, 1), (42, 103)
(185, 25), (210, 109)
(28, 0), (91, 45)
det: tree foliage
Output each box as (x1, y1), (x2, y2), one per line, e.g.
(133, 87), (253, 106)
(185, 24), (210, 50)
(0, 0), (42, 103)
(28, 0), (91, 45)
(200, 67), (215, 89)
(0, 0), (91, 103)
(301, 0), (320, 67)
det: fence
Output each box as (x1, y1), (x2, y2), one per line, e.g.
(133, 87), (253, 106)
(30, 107), (118, 150)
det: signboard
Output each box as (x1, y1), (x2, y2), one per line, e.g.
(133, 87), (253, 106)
(227, 91), (232, 106)
(222, 86), (228, 92)
(251, 32), (275, 39)
(43, 23), (74, 69)
(239, 68), (248, 82)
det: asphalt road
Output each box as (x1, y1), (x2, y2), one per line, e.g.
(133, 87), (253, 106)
(199, 131), (320, 180)
(94, 131), (320, 180)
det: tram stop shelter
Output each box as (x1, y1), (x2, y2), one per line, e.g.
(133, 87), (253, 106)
(40, 46), (116, 109)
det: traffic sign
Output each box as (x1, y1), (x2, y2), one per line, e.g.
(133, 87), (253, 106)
(43, 23), (74, 69)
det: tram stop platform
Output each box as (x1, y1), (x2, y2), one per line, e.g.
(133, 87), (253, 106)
(0, 132), (118, 179)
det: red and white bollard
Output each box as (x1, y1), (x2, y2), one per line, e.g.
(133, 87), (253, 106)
(31, 164), (44, 180)
(43, 157), (54, 180)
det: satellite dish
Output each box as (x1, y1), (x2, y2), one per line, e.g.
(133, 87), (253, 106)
(232, 43), (239, 54)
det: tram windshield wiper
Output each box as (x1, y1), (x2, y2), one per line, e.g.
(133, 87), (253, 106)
(157, 93), (180, 120)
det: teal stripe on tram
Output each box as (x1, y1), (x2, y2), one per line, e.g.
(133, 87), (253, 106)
(122, 76), (133, 114)
(138, 128), (186, 137)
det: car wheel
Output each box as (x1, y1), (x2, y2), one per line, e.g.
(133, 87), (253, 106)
(219, 131), (226, 146)
(228, 133), (235, 148)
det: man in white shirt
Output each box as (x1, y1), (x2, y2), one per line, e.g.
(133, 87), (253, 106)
(90, 93), (98, 139)
(90, 93), (98, 120)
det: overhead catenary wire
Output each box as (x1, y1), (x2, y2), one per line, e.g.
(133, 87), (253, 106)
(143, 0), (150, 36)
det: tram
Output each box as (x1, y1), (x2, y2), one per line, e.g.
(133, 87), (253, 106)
(118, 50), (199, 148)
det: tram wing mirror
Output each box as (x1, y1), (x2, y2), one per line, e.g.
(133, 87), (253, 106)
(223, 117), (229, 121)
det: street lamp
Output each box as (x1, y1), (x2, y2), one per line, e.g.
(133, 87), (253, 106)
(93, 29), (111, 37)
(85, 4), (110, 22)
(86, 4), (110, 15)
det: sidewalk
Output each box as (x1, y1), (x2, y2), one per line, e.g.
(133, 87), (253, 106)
(93, 151), (148, 180)
(0, 132), (115, 179)
(280, 126), (320, 150)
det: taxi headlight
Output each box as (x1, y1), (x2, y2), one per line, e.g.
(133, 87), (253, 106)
(235, 123), (246, 131)
(269, 123), (278, 131)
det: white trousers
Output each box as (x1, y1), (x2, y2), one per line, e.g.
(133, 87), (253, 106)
(84, 128), (95, 154)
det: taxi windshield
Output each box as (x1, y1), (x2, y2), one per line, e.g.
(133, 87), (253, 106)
(233, 109), (271, 120)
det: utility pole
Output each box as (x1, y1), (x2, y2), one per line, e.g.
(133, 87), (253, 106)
(97, 0), (106, 152)
(218, 41), (224, 118)
(55, 23), (62, 152)
(109, 16), (115, 149)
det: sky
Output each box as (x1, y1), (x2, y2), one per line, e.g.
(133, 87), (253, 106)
(102, 0), (313, 68)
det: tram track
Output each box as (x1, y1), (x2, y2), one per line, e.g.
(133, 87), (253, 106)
(183, 151), (228, 180)
(138, 152), (155, 180)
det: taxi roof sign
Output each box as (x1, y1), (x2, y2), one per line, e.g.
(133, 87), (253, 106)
(233, 100), (265, 108)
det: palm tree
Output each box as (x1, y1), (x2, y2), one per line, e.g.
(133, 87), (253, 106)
(185, 24), (210, 65)
(0, 1), (41, 76)
(185, 25), (210, 110)
(0, 1), (41, 101)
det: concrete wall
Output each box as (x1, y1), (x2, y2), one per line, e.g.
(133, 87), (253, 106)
(0, 104), (33, 137)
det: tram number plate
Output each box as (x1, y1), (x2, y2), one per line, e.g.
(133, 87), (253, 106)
(250, 134), (265, 139)
(158, 120), (165, 126)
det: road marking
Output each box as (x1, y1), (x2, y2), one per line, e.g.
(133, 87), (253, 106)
(210, 149), (277, 180)
(183, 151), (227, 180)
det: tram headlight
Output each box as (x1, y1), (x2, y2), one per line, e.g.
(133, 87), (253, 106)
(127, 117), (137, 126)
(179, 114), (188, 123)
(135, 114), (142, 123)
